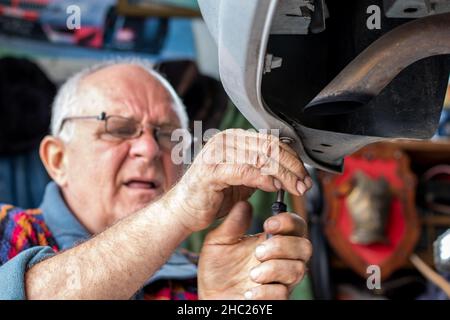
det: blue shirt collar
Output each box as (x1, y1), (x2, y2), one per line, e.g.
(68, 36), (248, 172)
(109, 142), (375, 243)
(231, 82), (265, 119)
(39, 182), (197, 283)
(40, 182), (90, 250)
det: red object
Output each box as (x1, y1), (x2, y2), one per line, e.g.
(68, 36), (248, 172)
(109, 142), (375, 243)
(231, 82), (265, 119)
(322, 144), (420, 280)
(335, 157), (406, 266)
(74, 27), (103, 48)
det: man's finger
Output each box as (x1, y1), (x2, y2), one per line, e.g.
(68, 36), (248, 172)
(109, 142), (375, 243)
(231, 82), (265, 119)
(229, 131), (309, 181)
(204, 201), (252, 245)
(249, 259), (306, 287)
(213, 162), (301, 196)
(245, 284), (289, 300)
(203, 130), (311, 196)
(264, 212), (307, 237)
(254, 236), (312, 262)
(222, 128), (298, 158)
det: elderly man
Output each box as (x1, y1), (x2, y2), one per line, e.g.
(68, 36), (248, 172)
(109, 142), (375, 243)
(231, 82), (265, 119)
(0, 60), (313, 300)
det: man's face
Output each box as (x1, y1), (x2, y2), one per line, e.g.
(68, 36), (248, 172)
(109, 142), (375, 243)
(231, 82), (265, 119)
(60, 64), (183, 233)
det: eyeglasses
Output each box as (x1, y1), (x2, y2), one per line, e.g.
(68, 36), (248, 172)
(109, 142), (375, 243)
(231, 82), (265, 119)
(59, 112), (180, 151)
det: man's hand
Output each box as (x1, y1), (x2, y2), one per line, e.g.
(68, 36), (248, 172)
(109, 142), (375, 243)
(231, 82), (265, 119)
(198, 201), (312, 300)
(166, 129), (312, 233)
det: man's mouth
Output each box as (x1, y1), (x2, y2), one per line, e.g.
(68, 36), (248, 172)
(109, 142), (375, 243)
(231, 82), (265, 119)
(124, 180), (160, 190)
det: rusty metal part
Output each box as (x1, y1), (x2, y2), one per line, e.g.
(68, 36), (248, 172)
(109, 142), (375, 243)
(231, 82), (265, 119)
(346, 171), (392, 245)
(304, 12), (450, 115)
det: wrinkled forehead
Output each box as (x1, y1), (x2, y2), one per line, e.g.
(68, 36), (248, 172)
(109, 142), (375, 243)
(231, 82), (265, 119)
(77, 64), (180, 126)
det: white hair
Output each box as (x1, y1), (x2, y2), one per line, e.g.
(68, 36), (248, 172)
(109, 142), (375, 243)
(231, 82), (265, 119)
(51, 58), (189, 142)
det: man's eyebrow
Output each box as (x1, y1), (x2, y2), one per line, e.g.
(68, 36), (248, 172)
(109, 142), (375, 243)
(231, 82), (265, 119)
(130, 117), (179, 128)
(104, 105), (180, 127)
(156, 121), (181, 129)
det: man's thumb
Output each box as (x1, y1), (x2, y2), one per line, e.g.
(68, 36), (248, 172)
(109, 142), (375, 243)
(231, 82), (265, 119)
(206, 201), (253, 244)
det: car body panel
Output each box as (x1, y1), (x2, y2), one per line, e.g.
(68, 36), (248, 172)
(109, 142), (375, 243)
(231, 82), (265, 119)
(198, 0), (450, 172)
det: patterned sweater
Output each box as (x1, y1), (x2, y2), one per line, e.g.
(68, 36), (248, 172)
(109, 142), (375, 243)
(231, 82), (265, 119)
(0, 204), (198, 300)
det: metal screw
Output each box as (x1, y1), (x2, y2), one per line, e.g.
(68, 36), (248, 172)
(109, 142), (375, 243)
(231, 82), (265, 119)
(280, 137), (294, 144)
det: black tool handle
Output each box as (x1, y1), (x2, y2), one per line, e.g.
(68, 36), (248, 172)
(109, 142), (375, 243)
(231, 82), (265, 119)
(267, 195), (287, 239)
(271, 201), (287, 215)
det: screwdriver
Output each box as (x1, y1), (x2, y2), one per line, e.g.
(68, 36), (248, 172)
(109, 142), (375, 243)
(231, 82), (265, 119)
(272, 189), (287, 215)
(266, 137), (292, 238)
(267, 189), (287, 239)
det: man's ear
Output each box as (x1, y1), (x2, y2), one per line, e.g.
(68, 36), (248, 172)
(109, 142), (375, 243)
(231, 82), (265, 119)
(39, 136), (68, 187)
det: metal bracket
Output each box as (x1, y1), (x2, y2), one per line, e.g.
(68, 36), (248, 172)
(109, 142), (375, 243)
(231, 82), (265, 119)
(264, 54), (283, 74)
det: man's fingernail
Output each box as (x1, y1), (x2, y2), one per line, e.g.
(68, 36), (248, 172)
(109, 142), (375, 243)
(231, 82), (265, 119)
(266, 219), (280, 232)
(255, 245), (266, 259)
(250, 267), (262, 281)
(304, 176), (313, 189)
(274, 179), (282, 190)
(297, 180), (307, 195)
(244, 290), (253, 300)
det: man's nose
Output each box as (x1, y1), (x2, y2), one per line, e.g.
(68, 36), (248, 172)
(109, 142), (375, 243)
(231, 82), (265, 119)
(129, 130), (162, 161)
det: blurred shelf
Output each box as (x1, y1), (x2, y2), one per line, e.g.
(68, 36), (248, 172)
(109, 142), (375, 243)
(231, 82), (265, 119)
(371, 139), (450, 167)
(384, 138), (450, 151)
(422, 215), (450, 226)
(117, 0), (201, 17)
